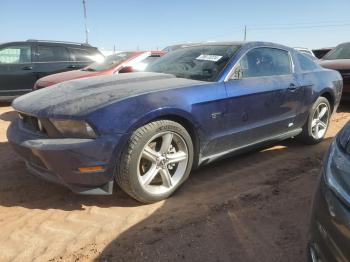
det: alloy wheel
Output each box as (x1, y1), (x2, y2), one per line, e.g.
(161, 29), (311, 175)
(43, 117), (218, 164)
(311, 102), (329, 139)
(137, 131), (189, 195)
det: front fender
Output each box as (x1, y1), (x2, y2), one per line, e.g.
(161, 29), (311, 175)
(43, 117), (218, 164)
(126, 107), (200, 133)
(88, 89), (202, 135)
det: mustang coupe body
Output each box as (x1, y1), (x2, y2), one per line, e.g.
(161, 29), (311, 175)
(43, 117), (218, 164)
(7, 41), (342, 203)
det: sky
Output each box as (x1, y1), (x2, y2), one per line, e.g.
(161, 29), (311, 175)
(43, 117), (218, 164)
(1, 0), (350, 51)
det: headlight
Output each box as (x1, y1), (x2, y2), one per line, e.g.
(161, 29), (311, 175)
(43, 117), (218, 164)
(338, 122), (350, 153)
(50, 119), (97, 138)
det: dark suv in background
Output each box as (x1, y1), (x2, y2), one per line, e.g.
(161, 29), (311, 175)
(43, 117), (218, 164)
(319, 42), (350, 100)
(0, 40), (103, 101)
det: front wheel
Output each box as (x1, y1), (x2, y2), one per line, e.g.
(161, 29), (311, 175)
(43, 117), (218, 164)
(116, 120), (194, 203)
(297, 97), (331, 144)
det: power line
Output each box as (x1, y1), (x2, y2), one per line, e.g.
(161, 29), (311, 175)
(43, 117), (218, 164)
(247, 20), (350, 28)
(250, 23), (350, 31)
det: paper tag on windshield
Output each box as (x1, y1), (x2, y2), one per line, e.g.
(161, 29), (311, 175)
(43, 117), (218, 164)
(196, 54), (223, 62)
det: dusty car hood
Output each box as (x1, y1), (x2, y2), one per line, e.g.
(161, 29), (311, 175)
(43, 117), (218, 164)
(13, 72), (204, 117)
(319, 59), (350, 70)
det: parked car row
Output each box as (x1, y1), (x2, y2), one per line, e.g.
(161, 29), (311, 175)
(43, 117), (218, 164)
(34, 50), (164, 89)
(0, 39), (164, 100)
(2, 39), (350, 261)
(319, 42), (350, 100)
(0, 40), (103, 100)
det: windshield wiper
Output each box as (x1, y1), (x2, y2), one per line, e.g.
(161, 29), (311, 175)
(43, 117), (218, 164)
(188, 74), (211, 81)
(173, 73), (210, 81)
(171, 73), (188, 79)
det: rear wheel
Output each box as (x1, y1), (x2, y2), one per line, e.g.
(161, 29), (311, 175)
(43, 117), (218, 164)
(297, 97), (331, 144)
(116, 120), (193, 203)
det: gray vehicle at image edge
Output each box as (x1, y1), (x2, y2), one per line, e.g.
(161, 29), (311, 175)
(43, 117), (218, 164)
(0, 40), (103, 101)
(309, 121), (350, 262)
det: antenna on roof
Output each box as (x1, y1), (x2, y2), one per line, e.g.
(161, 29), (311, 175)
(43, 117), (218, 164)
(82, 0), (89, 44)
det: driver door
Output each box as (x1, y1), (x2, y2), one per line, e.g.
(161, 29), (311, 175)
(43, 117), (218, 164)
(223, 47), (302, 150)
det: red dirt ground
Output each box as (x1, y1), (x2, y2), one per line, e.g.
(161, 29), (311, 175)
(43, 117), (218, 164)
(0, 103), (349, 262)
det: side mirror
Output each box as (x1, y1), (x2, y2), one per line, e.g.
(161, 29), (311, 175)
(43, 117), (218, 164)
(119, 66), (133, 74)
(232, 67), (243, 80)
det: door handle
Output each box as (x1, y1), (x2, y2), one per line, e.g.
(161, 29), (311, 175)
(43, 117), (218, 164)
(287, 83), (298, 91)
(22, 66), (33, 70)
(67, 65), (76, 69)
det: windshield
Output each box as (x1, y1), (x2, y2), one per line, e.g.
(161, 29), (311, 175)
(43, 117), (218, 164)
(323, 43), (350, 60)
(146, 45), (240, 81)
(85, 52), (135, 71)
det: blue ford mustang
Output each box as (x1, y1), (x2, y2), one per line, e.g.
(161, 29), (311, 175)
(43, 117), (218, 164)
(7, 41), (342, 203)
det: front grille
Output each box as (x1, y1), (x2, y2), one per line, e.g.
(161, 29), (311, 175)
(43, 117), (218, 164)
(19, 113), (46, 134)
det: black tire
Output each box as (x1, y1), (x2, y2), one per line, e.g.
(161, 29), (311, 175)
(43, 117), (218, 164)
(116, 120), (194, 203)
(297, 97), (331, 144)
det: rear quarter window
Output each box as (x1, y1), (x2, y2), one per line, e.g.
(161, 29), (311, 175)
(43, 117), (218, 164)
(296, 53), (319, 71)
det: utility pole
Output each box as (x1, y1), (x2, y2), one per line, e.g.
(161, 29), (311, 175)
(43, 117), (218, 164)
(82, 0), (89, 44)
(243, 25), (247, 41)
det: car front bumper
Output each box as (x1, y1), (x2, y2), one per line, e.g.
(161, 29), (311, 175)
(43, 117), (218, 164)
(308, 141), (350, 262)
(7, 119), (125, 195)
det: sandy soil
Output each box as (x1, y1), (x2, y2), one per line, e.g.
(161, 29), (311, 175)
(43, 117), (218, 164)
(0, 103), (349, 262)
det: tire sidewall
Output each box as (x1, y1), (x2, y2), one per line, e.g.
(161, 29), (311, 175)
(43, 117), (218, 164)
(123, 121), (194, 203)
(305, 97), (331, 144)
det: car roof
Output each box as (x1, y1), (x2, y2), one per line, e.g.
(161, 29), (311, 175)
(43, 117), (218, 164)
(174, 41), (293, 51)
(168, 41), (245, 47)
(313, 47), (333, 50)
(0, 40), (98, 49)
(294, 47), (311, 50)
(335, 42), (350, 47)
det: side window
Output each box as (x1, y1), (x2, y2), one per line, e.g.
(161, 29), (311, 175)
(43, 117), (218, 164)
(37, 45), (69, 62)
(69, 48), (93, 62)
(0, 45), (31, 64)
(235, 47), (292, 78)
(297, 53), (318, 71)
